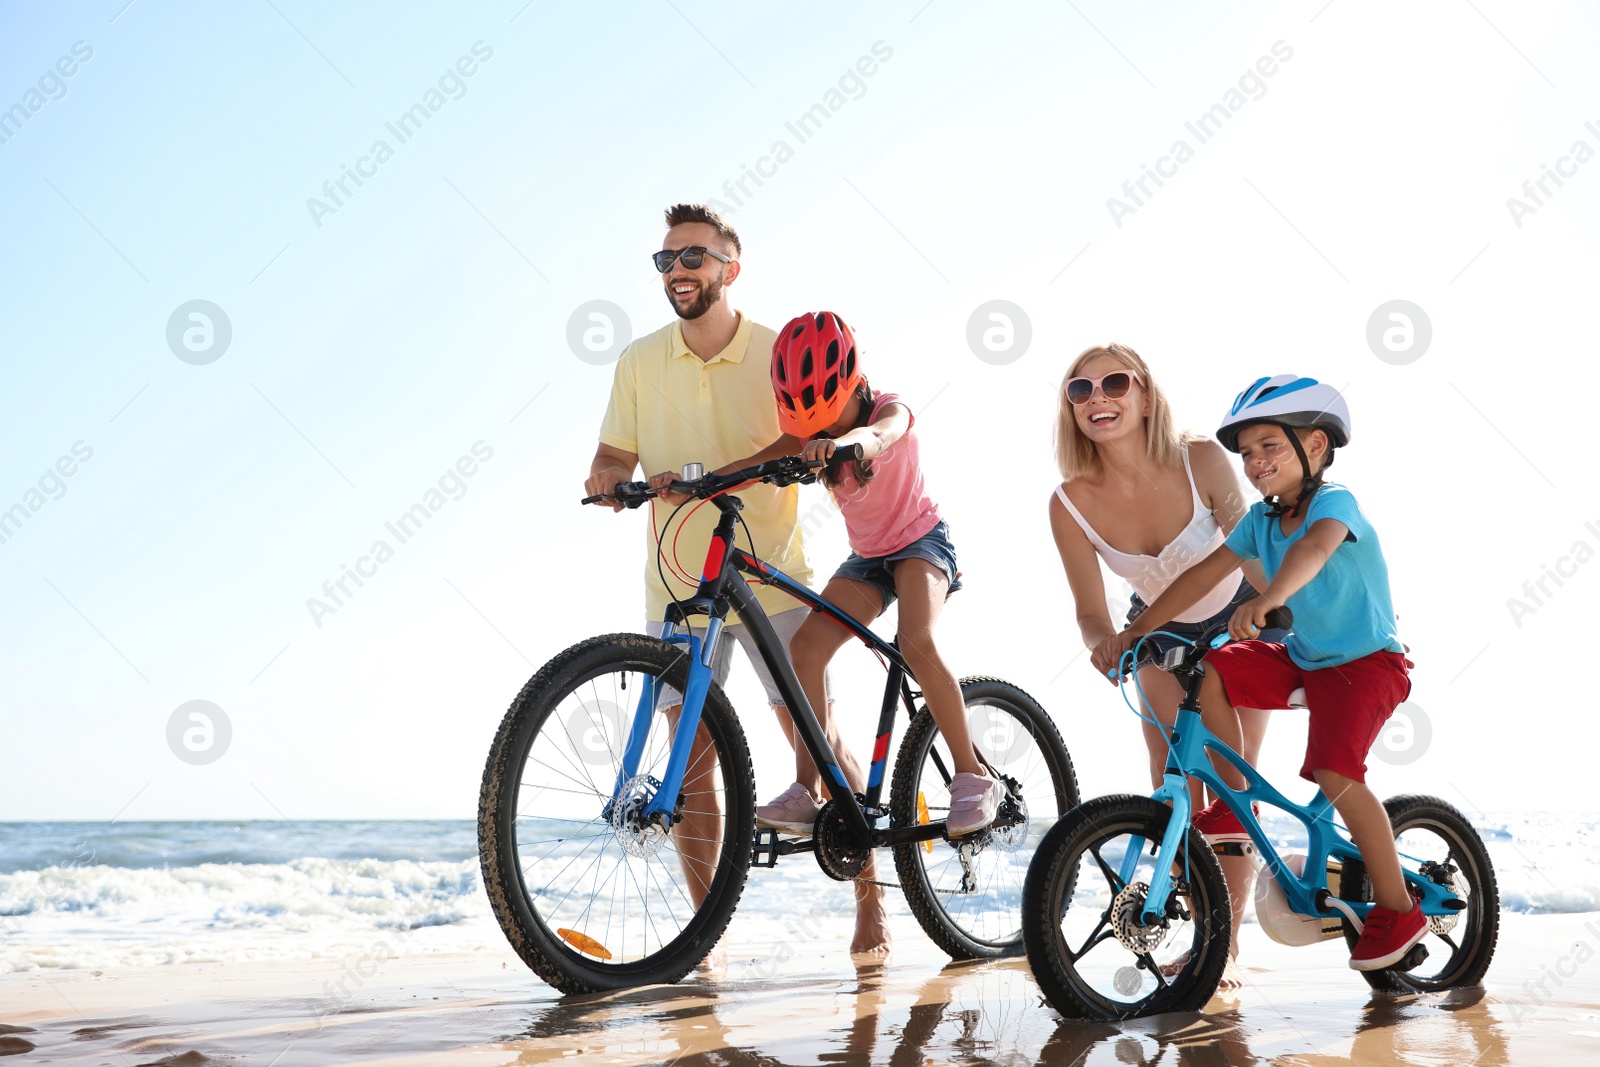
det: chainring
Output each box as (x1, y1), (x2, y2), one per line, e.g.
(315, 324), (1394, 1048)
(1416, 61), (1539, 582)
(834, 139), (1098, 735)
(814, 797), (871, 882)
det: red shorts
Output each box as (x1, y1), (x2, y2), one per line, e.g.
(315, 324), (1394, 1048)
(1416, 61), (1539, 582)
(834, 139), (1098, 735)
(1203, 641), (1413, 784)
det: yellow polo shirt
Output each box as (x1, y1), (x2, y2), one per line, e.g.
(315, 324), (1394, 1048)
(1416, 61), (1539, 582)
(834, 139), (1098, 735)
(599, 313), (815, 622)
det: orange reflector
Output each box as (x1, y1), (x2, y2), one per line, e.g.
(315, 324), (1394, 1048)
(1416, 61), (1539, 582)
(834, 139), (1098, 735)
(918, 792), (933, 854)
(557, 928), (613, 960)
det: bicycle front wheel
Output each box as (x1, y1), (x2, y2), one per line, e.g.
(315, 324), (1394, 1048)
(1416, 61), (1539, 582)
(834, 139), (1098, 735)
(889, 676), (1078, 958)
(478, 633), (755, 994)
(1022, 794), (1232, 1020)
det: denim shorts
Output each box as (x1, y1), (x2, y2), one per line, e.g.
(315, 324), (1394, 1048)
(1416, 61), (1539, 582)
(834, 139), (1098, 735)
(831, 520), (961, 609)
(1125, 576), (1289, 669)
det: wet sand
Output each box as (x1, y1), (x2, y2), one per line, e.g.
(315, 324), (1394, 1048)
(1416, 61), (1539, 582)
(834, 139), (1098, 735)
(4, 911), (1598, 1065)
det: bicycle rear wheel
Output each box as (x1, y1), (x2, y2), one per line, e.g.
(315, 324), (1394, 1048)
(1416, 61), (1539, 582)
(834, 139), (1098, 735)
(1022, 794), (1231, 1020)
(478, 633), (755, 993)
(889, 676), (1078, 958)
(1339, 794), (1499, 993)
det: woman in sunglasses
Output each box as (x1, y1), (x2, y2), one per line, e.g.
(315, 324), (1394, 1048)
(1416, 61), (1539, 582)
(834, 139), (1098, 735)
(1048, 342), (1284, 988)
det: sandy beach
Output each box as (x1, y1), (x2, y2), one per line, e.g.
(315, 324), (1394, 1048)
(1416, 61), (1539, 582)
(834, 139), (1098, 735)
(3, 910), (1596, 1065)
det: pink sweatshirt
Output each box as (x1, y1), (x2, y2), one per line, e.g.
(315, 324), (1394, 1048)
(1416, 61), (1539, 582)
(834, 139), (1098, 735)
(830, 392), (942, 558)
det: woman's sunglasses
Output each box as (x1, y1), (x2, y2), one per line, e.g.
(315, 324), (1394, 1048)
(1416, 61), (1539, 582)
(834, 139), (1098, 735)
(651, 245), (733, 273)
(1065, 370), (1141, 405)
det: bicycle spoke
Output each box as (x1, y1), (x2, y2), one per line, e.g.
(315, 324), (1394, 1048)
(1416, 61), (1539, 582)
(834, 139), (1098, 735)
(522, 752), (607, 799)
(1070, 924), (1117, 963)
(1138, 951), (1168, 990)
(539, 834), (617, 918)
(1089, 843), (1128, 894)
(516, 830), (614, 872)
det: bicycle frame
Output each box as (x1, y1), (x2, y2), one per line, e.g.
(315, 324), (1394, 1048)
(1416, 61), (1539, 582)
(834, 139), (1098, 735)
(1128, 699), (1463, 930)
(607, 493), (944, 847)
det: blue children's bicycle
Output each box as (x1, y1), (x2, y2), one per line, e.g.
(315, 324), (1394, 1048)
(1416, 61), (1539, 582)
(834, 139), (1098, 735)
(479, 450), (1077, 993)
(1021, 608), (1498, 1019)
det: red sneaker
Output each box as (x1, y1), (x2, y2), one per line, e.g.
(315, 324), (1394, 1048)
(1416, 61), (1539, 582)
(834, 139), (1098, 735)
(1349, 896), (1427, 971)
(1191, 799), (1256, 844)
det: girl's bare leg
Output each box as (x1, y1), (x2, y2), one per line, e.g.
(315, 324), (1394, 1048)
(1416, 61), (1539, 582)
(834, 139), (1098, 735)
(891, 560), (979, 775)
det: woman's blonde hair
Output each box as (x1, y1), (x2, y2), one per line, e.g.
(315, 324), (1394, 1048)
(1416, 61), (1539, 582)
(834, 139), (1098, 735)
(1054, 342), (1195, 480)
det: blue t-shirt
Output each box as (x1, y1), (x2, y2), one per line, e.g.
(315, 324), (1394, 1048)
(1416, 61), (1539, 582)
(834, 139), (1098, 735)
(1224, 483), (1403, 670)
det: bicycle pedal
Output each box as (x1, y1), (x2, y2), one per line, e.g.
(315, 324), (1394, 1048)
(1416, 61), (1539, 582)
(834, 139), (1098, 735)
(752, 827), (781, 868)
(1211, 841), (1255, 858)
(1394, 943), (1430, 971)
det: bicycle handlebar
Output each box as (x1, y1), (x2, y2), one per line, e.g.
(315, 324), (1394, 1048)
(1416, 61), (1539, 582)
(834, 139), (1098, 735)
(582, 443), (865, 508)
(1109, 604), (1295, 680)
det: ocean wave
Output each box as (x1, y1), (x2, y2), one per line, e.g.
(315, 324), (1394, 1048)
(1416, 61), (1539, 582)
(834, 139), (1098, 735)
(0, 858), (490, 972)
(2, 814), (1596, 972)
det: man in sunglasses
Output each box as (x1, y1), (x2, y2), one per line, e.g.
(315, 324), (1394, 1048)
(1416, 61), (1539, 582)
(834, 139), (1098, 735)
(584, 206), (891, 958)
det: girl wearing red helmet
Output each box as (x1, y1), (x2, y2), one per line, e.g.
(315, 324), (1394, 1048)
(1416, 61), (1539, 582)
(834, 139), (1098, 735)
(763, 311), (999, 857)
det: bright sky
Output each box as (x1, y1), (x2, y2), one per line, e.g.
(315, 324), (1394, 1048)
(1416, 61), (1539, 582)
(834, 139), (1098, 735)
(2, 1), (1597, 821)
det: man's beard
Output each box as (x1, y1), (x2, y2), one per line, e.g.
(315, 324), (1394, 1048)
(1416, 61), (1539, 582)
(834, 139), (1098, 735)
(665, 274), (723, 321)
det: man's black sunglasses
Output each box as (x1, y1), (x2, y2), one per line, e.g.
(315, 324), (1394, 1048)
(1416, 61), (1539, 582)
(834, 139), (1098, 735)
(652, 246), (732, 273)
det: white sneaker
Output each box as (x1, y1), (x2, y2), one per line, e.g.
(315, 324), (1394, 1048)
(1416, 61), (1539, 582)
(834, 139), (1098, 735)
(755, 782), (822, 836)
(946, 772), (1001, 836)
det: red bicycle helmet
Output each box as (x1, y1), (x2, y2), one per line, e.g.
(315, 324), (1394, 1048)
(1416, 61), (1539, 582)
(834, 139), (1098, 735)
(771, 311), (863, 437)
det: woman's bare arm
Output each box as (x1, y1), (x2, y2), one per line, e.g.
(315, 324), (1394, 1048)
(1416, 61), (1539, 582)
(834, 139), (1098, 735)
(1191, 437), (1269, 592)
(1048, 489), (1117, 651)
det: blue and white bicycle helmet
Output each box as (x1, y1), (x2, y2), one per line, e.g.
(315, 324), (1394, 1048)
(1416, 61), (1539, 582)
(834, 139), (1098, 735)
(1218, 375), (1351, 517)
(1217, 374), (1351, 453)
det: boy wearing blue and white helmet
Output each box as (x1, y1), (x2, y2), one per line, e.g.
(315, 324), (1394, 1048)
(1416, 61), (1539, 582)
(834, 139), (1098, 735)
(1105, 375), (1422, 972)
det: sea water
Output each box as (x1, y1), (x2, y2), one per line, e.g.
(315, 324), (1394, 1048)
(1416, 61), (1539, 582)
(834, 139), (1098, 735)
(0, 814), (1592, 972)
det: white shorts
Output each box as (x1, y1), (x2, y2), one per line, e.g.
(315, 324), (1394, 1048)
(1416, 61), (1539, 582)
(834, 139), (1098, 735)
(646, 606), (822, 708)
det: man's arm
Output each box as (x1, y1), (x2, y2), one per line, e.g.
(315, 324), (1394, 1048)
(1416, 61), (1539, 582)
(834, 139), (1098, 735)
(585, 442), (639, 512)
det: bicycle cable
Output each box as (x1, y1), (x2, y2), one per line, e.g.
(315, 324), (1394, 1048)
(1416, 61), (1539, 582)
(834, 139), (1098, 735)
(652, 479), (767, 648)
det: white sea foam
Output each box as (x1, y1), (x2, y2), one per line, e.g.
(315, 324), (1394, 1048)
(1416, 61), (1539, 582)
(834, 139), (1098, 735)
(0, 814), (1593, 973)
(0, 858), (493, 973)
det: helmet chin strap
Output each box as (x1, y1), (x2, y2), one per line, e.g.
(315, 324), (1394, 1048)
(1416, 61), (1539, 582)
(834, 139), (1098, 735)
(1263, 425), (1323, 519)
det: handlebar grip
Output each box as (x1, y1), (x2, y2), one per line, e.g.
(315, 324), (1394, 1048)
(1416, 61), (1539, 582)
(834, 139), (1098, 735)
(824, 443), (865, 468)
(1263, 605), (1294, 631)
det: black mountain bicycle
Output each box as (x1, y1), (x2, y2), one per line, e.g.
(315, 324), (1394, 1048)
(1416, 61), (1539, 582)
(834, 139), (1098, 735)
(478, 450), (1077, 993)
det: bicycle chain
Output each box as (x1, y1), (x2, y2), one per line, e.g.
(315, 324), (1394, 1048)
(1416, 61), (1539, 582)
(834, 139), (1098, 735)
(853, 877), (900, 889)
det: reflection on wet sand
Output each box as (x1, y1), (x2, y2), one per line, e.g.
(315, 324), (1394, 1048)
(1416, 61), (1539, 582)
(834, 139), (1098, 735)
(507, 951), (1519, 1067)
(3, 914), (1592, 1065)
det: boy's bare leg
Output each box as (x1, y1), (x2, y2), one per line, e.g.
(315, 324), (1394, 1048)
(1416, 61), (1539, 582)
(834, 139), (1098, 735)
(1197, 670), (1249, 792)
(1314, 769), (1411, 912)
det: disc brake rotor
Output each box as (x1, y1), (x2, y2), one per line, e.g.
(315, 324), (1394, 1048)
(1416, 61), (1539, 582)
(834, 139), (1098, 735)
(989, 783), (1029, 852)
(1422, 859), (1463, 935)
(1110, 881), (1171, 955)
(609, 774), (669, 859)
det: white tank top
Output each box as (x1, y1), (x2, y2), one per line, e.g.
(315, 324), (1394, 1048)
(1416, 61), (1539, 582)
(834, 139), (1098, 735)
(1054, 446), (1240, 624)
